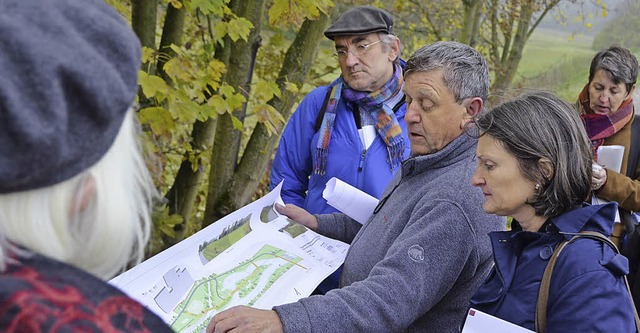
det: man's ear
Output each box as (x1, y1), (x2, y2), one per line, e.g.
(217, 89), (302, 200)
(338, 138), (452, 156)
(628, 84), (636, 99)
(69, 175), (96, 218)
(538, 157), (554, 180)
(387, 39), (401, 62)
(460, 97), (483, 129)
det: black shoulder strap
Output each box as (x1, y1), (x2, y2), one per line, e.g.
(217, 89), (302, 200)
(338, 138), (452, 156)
(627, 114), (640, 179)
(314, 87), (334, 132)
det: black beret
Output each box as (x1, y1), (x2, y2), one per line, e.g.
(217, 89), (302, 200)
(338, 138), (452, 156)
(0, 0), (141, 193)
(324, 6), (395, 40)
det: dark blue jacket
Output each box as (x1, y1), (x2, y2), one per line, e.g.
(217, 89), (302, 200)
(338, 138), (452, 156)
(270, 83), (410, 214)
(470, 202), (636, 332)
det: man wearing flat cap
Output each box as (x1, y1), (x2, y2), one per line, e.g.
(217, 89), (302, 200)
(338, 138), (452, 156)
(269, 4), (411, 295)
(209, 20), (503, 333)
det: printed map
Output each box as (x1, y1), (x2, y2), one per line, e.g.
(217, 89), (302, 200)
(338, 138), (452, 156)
(110, 183), (349, 332)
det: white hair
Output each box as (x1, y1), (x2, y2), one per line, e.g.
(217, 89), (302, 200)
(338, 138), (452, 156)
(0, 110), (157, 280)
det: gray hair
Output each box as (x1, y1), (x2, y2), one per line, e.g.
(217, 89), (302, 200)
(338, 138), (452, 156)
(474, 90), (593, 218)
(589, 46), (639, 94)
(404, 41), (489, 106)
(379, 32), (403, 64)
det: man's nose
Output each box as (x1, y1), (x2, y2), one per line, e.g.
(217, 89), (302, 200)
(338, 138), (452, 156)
(404, 105), (419, 123)
(345, 50), (359, 67)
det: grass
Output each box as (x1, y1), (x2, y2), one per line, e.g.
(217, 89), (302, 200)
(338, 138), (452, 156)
(512, 28), (596, 101)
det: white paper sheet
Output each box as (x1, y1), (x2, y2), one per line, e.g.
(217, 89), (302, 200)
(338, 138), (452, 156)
(322, 177), (379, 225)
(592, 145), (625, 223)
(462, 308), (534, 333)
(597, 145), (625, 173)
(358, 125), (376, 150)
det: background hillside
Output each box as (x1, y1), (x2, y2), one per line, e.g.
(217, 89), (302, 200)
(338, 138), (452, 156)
(516, 0), (639, 103)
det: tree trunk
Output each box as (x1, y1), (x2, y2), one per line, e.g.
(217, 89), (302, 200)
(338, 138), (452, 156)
(157, 2), (186, 82)
(132, 0), (158, 105)
(459, 0), (483, 46)
(469, 0), (483, 47)
(164, 38), (232, 243)
(203, 12), (332, 226)
(202, 0), (266, 225)
(131, 0), (157, 49)
(492, 0), (535, 92)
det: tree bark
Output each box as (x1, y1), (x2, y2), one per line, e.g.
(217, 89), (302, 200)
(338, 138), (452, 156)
(203, 12), (332, 226)
(131, 0), (157, 49)
(132, 0), (158, 105)
(492, 0), (535, 92)
(164, 38), (232, 242)
(157, 2), (186, 82)
(459, 0), (483, 46)
(202, 0), (266, 225)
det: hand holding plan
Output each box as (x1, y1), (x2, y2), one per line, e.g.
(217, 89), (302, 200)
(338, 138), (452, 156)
(591, 162), (606, 191)
(207, 306), (283, 333)
(275, 203), (318, 231)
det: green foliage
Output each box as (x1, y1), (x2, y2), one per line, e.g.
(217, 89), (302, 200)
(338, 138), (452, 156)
(187, 0), (228, 15)
(104, 0), (131, 18)
(111, 0), (611, 257)
(150, 206), (184, 246)
(269, 0), (333, 26)
(139, 107), (175, 135)
(388, 0), (461, 55)
(138, 70), (170, 101)
(207, 83), (246, 117)
(216, 17), (254, 42)
(167, 0), (183, 9)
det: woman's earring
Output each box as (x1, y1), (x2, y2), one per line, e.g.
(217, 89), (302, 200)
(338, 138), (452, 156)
(535, 184), (541, 191)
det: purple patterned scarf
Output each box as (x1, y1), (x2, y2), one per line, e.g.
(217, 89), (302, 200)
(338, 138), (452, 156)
(314, 64), (405, 175)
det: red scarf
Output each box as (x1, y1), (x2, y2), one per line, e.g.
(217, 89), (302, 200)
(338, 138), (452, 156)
(577, 84), (634, 159)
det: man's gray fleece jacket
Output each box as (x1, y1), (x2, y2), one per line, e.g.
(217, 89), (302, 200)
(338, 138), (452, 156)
(273, 133), (505, 332)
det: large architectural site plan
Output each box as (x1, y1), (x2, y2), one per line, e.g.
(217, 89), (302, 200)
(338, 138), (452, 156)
(110, 182), (349, 332)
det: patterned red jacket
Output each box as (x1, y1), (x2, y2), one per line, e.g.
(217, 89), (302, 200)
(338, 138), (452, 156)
(0, 251), (173, 332)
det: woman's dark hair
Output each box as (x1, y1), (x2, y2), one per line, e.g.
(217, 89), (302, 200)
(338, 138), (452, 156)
(474, 91), (593, 218)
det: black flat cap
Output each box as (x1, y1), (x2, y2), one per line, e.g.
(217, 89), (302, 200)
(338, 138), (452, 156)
(0, 0), (141, 193)
(324, 6), (394, 40)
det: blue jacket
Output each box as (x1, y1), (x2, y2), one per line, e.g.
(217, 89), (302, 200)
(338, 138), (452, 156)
(470, 202), (636, 332)
(270, 84), (410, 214)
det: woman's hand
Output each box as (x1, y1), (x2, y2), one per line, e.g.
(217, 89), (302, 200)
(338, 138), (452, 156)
(275, 203), (318, 231)
(592, 162), (608, 191)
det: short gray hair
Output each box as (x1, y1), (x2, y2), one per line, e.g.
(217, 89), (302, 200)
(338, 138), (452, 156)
(589, 46), (639, 94)
(474, 91), (592, 218)
(404, 41), (489, 106)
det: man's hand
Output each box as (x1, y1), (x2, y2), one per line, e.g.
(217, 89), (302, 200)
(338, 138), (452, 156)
(275, 203), (318, 231)
(207, 306), (283, 333)
(592, 162), (607, 191)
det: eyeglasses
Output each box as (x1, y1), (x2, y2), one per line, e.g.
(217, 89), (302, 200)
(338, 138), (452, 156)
(334, 40), (382, 59)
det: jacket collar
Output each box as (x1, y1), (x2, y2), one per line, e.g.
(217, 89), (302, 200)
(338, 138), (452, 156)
(511, 202), (618, 239)
(549, 202), (617, 238)
(401, 132), (477, 177)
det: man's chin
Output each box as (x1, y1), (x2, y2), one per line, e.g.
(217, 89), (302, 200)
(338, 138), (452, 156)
(344, 78), (372, 92)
